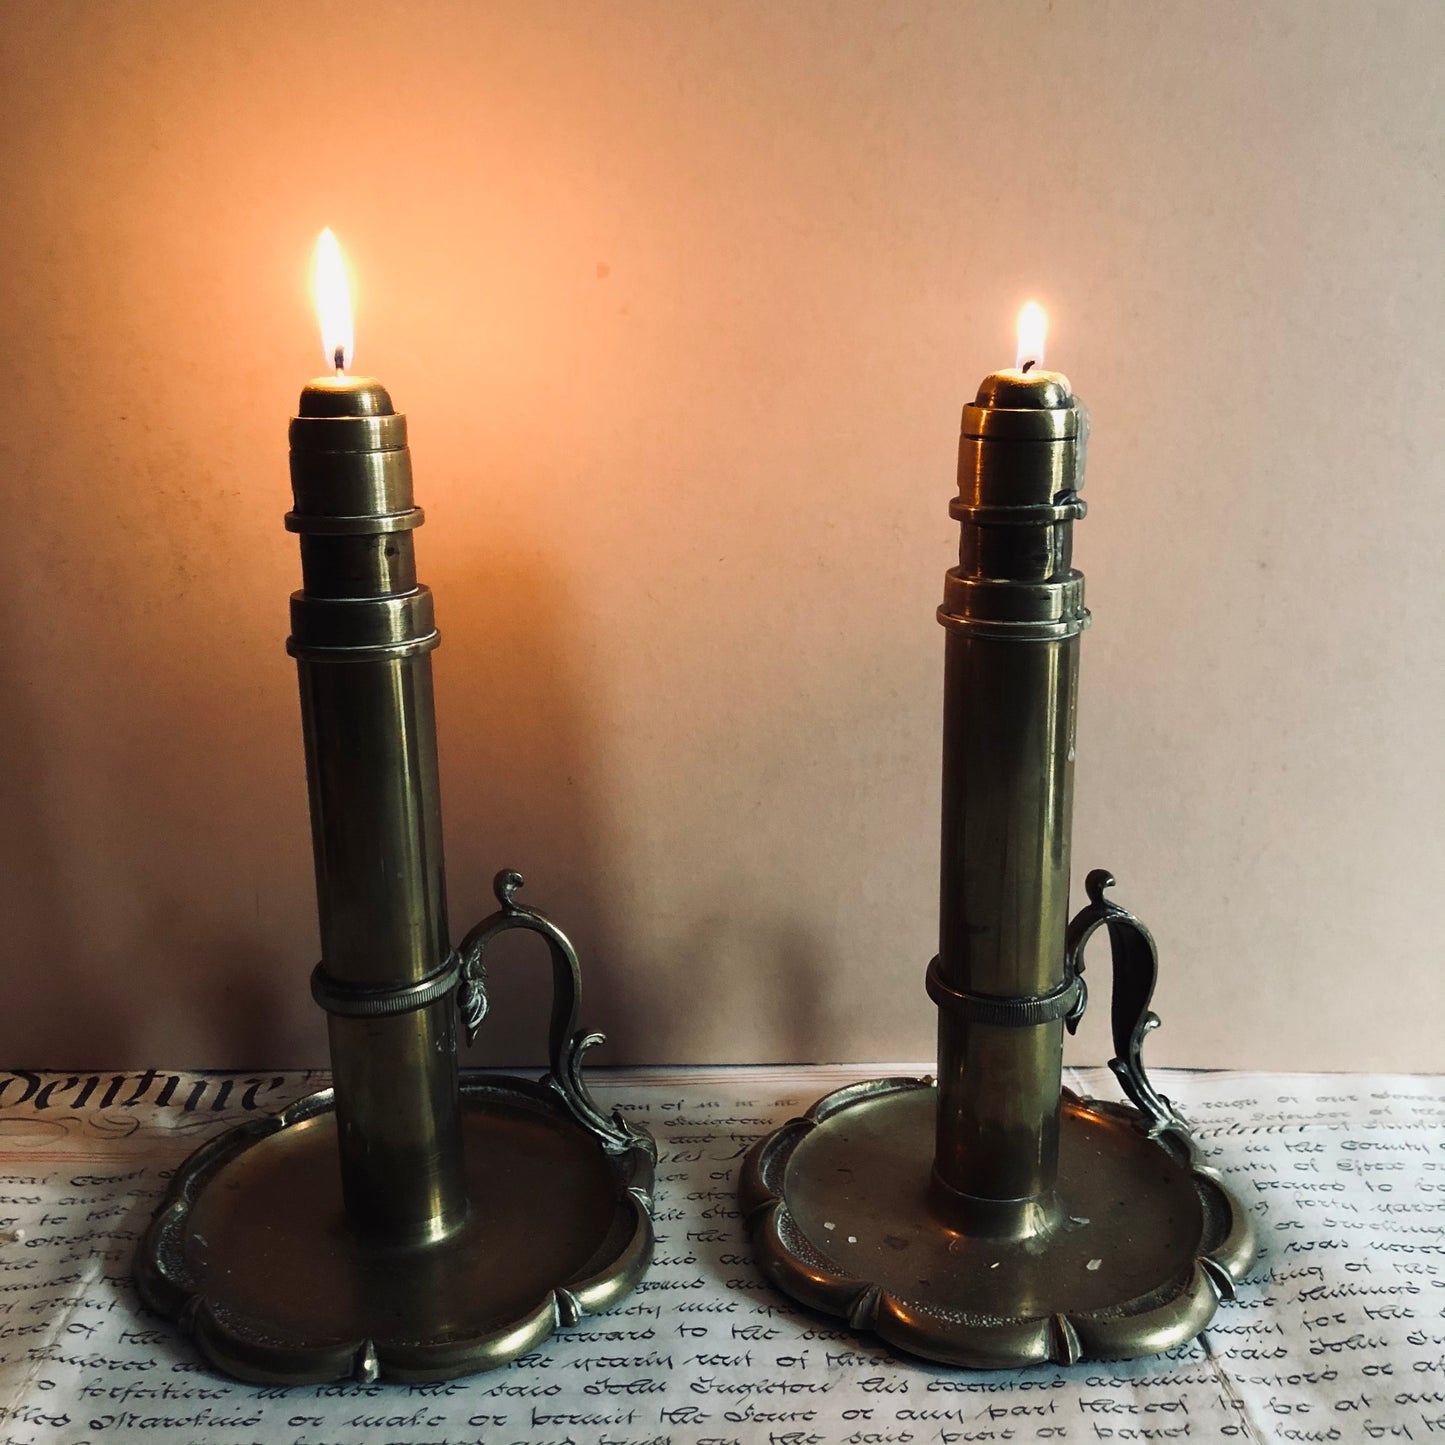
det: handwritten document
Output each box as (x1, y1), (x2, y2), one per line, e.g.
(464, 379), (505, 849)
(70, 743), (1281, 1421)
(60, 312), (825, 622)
(0, 1066), (1441, 1444)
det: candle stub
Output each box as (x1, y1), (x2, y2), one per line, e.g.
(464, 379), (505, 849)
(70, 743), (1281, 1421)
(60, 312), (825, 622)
(959, 311), (1086, 504)
(963, 370), (1082, 446)
(298, 375), (394, 418)
(979, 300), (1073, 414)
(974, 367), (1073, 410)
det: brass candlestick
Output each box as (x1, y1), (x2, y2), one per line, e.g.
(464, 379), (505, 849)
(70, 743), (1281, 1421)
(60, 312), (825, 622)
(137, 375), (655, 1384)
(741, 362), (1255, 1368)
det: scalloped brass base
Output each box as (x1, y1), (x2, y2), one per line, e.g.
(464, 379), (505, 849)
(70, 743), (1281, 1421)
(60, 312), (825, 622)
(741, 1077), (1255, 1369)
(137, 1075), (654, 1385)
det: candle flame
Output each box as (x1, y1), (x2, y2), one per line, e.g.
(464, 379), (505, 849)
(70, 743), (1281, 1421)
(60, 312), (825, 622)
(1016, 301), (1047, 372)
(313, 228), (354, 373)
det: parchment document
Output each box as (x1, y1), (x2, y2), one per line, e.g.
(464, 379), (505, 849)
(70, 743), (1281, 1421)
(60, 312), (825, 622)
(0, 1067), (1441, 1444)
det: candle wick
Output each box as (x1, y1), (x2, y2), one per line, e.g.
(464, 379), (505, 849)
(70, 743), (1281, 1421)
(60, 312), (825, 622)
(333, 346), (345, 373)
(1021, 359), (1036, 374)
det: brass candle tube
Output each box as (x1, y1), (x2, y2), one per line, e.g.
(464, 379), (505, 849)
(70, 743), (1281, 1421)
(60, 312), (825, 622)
(288, 378), (465, 1247)
(742, 365), (1256, 1368)
(137, 376), (656, 1384)
(930, 368), (1083, 1233)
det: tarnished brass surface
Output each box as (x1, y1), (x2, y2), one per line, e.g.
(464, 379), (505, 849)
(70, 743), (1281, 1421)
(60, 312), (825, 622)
(288, 376), (462, 1246)
(934, 366), (1086, 1222)
(138, 376), (655, 1378)
(137, 1077), (655, 1384)
(741, 1077), (1255, 1369)
(741, 363), (1255, 1365)
(934, 629), (1076, 1207)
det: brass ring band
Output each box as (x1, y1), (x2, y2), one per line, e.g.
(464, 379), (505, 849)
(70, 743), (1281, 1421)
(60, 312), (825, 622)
(925, 957), (1081, 1027)
(286, 632), (441, 662)
(311, 951), (462, 1019)
(937, 608), (1091, 642)
(285, 508), (425, 535)
(949, 496), (1086, 526)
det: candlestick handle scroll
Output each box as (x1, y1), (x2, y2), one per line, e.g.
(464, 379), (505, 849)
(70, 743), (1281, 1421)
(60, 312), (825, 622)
(457, 870), (649, 1159)
(1064, 868), (1186, 1138)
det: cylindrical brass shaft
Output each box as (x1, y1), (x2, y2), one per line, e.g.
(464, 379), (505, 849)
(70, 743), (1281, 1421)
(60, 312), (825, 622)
(287, 378), (467, 1246)
(932, 369), (1088, 1235)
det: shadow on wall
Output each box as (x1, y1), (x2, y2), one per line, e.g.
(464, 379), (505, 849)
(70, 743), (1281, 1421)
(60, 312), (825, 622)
(0, 490), (309, 1069)
(0, 631), (136, 1065)
(0, 516), (627, 1070)
(431, 522), (847, 1071)
(0, 259), (316, 1065)
(433, 532), (630, 1070)
(0, 442), (845, 1068)
(427, 508), (859, 1070)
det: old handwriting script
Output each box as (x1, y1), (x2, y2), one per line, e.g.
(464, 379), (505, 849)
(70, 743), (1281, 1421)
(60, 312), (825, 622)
(0, 1066), (1441, 1444)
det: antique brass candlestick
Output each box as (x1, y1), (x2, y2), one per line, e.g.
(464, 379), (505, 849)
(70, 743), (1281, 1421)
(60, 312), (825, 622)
(741, 359), (1255, 1368)
(137, 374), (654, 1384)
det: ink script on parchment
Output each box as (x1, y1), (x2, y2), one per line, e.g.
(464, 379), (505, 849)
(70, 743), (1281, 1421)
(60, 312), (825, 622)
(0, 1066), (1440, 1444)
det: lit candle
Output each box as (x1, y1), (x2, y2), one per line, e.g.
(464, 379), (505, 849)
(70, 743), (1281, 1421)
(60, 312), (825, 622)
(300, 226), (392, 418)
(1016, 299), (1046, 371)
(955, 301), (1084, 526)
(970, 300), (1074, 414)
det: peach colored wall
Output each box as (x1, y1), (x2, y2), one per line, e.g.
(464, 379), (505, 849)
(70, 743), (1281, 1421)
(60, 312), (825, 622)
(2, 2), (1441, 1071)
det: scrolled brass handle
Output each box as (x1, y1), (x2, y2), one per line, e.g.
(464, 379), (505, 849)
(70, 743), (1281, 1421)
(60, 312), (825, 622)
(455, 870), (647, 1157)
(1064, 869), (1187, 1139)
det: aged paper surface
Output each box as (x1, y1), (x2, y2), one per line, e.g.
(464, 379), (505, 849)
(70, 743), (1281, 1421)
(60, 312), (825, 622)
(0, 1066), (1441, 1444)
